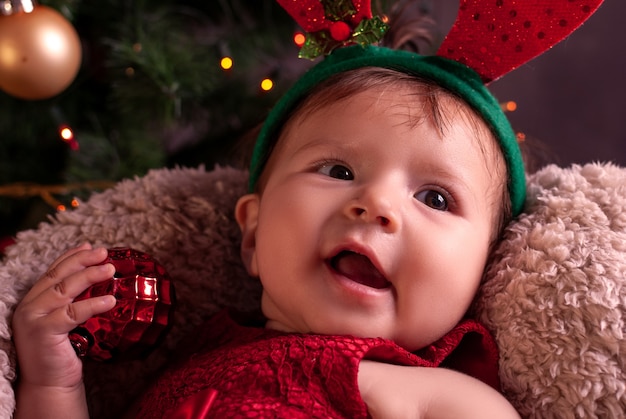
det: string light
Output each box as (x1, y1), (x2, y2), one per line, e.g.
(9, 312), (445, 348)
(58, 124), (79, 150)
(260, 78), (274, 91)
(501, 101), (517, 112)
(220, 56), (233, 70)
(498, 101), (523, 141)
(0, 180), (115, 210)
(293, 32), (306, 47)
(59, 125), (73, 141)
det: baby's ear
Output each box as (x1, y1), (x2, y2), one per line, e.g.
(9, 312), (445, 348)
(235, 193), (260, 277)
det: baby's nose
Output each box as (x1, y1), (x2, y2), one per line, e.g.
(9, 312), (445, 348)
(345, 185), (401, 231)
(351, 207), (392, 227)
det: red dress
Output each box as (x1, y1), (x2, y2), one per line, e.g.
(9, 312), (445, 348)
(135, 310), (500, 418)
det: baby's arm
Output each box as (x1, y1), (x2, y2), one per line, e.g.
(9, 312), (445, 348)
(11, 244), (117, 419)
(358, 360), (520, 419)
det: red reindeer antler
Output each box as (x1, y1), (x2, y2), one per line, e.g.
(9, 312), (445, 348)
(438, 0), (604, 83)
(277, 0), (329, 32)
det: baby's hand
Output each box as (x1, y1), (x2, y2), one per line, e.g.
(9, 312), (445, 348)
(12, 244), (117, 390)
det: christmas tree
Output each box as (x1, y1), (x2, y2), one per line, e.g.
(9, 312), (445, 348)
(0, 0), (313, 239)
(1, 0), (434, 243)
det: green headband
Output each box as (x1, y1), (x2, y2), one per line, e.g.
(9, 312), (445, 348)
(248, 45), (526, 216)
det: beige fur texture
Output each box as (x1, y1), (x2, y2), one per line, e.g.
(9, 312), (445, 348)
(475, 162), (626, 418)
(1, 163), (625, 418)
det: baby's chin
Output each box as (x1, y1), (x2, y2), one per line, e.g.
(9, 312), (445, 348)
(262, 307), (445, 352)
(264, 318), (301, 333)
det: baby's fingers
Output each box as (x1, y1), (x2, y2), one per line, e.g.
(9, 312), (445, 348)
(13, 261), (115, 342)
(44, 294), (117, 335)
(13, 262), (117, 339)
(23, 246), (109, 304)
(48, 242), (93, 272)
(26, 262), (115, 315)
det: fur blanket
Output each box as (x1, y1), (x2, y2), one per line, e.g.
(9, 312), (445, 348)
(1, 163), (625, 418)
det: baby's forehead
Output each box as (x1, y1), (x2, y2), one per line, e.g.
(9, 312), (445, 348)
(286, 85), (501, 161)
(292, 83), (495, 144)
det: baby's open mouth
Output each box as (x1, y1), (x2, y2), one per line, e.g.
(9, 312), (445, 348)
(329, 250), (391, 289)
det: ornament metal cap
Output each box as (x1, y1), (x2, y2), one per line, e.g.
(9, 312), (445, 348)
(1, 0), (36, 16)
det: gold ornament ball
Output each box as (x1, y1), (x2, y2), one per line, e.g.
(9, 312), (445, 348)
(0, 5), (82, 100)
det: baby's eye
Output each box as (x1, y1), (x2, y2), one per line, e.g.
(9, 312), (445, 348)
(318, 164), (354, 180)
(414, 189), (449, 211)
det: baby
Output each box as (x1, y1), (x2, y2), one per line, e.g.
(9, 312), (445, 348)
(13, 0), (602, 417)
(12, 53), (521, 419)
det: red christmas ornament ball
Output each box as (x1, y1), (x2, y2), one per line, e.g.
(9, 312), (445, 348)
(69, 247), (175, 361)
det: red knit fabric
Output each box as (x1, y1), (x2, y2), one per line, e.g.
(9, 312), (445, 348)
(136, 311), (500, 418)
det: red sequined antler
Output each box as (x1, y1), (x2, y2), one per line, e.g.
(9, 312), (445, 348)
(438, 0), (604, 83)
(277, 0), (328, 32)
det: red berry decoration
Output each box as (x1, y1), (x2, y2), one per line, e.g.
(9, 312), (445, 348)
(330, 21), (351, 42)
(69, 247), (175, 361)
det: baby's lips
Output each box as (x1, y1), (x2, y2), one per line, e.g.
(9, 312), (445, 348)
(330, 250), (391, 289)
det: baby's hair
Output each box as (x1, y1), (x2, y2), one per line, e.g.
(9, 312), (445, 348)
(380, 0), (440, 54)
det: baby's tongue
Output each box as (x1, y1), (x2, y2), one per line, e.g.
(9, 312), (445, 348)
(333, 251), (390, 289)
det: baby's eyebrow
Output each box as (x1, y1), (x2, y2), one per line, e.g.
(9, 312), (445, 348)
(412, 161), (474, 197)
(288, 136), (359, 158)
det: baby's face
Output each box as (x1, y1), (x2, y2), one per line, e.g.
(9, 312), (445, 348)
(237, 87), (503, 351)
